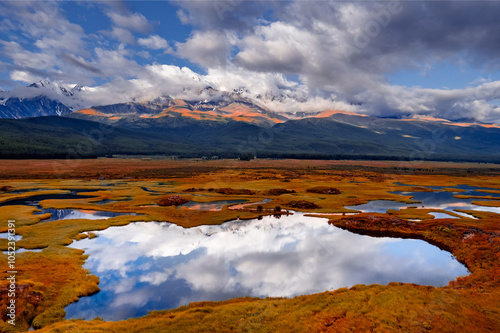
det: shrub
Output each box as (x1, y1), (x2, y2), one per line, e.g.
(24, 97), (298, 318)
(214, 188), (256, 195)
(156, 195), (189, 206)
(0, 185), (14, 192)
(287, 200), (320, 209)
(262, 188), (296, 196)
(239, 153), (254, 161)
(306, 186), (341, 195)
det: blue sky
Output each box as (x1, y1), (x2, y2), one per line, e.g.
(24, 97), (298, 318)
(1, 1), (500, 122)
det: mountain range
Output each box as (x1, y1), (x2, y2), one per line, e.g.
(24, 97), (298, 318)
(1, 81), (500, 162)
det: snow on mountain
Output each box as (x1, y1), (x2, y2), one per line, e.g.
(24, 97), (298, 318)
(0, 80), (89, 118)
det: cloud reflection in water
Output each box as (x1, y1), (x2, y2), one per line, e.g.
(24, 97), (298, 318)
(66, 212), (468, 321)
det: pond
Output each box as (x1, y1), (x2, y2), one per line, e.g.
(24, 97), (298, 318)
(94, 198), (132, 205)
(0, 189), (101, 207)
(0, 233), (22, 241)
(36, 209), (136, 222)
(178, 200), (247, 211)
(0, 190), (136, 222)
(347, 184), (500, 217)
(66, 212), (468, 321)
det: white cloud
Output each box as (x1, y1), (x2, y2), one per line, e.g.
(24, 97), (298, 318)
(138, 35), (169, 50)
(111, 27), (135, 44)
(10, 70), (44, 84)
(174, 30), (233, 68)
(107, 11), (153, 34)
(69, 213), (466, 303)
(1, 41), (58, 70)
(1, 1), (500, 122)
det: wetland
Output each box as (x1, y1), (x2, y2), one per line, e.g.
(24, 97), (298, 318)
(0, 159), (498, 332)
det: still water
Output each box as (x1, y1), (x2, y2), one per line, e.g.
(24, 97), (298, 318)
(347, 185), (500, 217)
(36, 209), (136, 222)
(178, 200), (247, 211)
(66, 212), (468, 321)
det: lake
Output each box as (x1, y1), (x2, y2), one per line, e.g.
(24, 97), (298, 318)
(66, 212), (468, 321)
(347, 184), (500, 217)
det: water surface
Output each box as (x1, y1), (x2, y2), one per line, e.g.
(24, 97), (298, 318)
(347, 184), (500, 217)
(179, 200), (247, 211)
(36, 209), (136, 222)
(0, 190), (100, 207)
(66, 213), (468, 321)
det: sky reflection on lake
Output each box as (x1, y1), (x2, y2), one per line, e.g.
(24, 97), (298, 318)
(347, 185), (500, 216)
(178, 200), (247, 211)
(66, 213), (468, 321)
(37, 209), (136, 222)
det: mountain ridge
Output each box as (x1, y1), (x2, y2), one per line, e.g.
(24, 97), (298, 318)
(2, 80), (499, 128)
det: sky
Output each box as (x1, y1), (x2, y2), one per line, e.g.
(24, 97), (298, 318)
(1, 0), (500, 122)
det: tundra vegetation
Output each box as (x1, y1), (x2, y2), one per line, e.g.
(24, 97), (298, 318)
(0, 159), (498, 332)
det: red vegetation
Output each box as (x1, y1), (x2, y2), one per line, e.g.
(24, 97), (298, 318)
(287, 200), (320, 209)
(156, 195), (189, 206)
(183, 188), (201, 192)
(0, 185), (14, 192)
(213, 188), (255, 195)
(183, 188), (255, 195)
(262, 188), (296, 196)
(307, 186), (341, 195)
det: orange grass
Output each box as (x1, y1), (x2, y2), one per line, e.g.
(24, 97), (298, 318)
(0, 161), (498, 332)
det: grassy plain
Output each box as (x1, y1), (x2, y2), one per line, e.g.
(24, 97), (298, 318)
(0, 158), (498, 332)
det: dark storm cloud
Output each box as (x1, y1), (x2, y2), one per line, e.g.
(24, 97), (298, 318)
(234, 1), (500, 88)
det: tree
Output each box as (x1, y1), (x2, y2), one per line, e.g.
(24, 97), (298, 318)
(239, 153), (254, 161)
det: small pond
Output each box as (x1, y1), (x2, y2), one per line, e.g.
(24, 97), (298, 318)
(94, 198), (132, 205)
(36, 209), (136, 222)
(0, 189), (101, 207)
(0, 190), (136, 222)
(347, 184), (500, 217)
(0, 233), (22, 241)
(229, 198), (272, 210)
(178, 200), (247, 211)
(3, 248), (42, 254)
(66, 212), (468, 321)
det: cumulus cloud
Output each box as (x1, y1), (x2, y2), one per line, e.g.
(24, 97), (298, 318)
(106, 11), (153, 34)
(1, 1), (500, 122)
(111, 27), (136, 44)
(9, 70), (44, 84)
(174, 30), (233, 67)
(138, 35), (169, 50)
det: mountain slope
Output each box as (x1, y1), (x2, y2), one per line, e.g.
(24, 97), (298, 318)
(2, 113), (500, 162)
(67, 93), (287, 128)
(0, 80), (86, 119)
(0, 96), (72, 118)
(0, 117), (207, 158)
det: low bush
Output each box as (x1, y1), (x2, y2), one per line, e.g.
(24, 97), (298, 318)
(156, 195), (189, 206)
(287, 200), (320, 209)
(262, 188), (296, 196)
(306, 186), (341, 195)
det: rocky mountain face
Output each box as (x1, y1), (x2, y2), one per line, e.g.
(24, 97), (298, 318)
(0, 80), (86, 118)
(1, 80), (493, 128)
(68, 92), (289, 127)
(1, 81), (500, 161)
(0, 96), (72, 118)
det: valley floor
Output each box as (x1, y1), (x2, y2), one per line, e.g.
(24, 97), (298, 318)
(0, 159), (499, 332)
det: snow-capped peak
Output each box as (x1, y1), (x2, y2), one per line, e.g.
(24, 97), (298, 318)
(28, 80), (78, 98)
